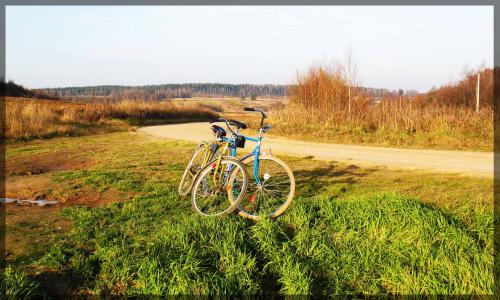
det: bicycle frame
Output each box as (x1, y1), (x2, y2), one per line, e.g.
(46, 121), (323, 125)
(221, 128), (264, 185)
(199, 142), (216, 168)
(211, 108), (268, 186)
(211, 142), (229, 183)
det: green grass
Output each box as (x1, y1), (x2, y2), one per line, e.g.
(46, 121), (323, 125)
(54, 170), (144, 192)
(31, 191), (493, 296)
(1, 266), (40, 299)
(5, 131), (494, 296)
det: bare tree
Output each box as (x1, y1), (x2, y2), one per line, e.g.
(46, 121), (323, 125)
(343, 47), (358, 116)
(476, 73), (480, 112)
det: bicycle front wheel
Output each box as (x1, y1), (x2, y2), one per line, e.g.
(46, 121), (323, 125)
(191, 158), (248, 217)
(230, 155), (295, 221)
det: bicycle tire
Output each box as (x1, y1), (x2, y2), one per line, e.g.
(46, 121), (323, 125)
(230, 154), (295, 221)
(191, 157), (249, 217)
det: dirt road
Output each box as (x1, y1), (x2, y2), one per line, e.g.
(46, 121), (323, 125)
(138, 123), (493, 178)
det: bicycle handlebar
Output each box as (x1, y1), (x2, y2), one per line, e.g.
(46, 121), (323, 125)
(243, 107), (267, 128)
(210, 107), (268, 135)
(208, 118), (224, 124)
(209, 117), (226, 124)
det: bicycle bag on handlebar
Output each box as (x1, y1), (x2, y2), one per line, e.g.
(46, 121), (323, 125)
(235, 135), (246, 148)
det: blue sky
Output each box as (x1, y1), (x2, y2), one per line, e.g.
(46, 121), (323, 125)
(6, 6), (493, 91)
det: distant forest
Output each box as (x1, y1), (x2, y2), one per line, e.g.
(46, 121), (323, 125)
(37, 83), (412, 101)
(39, 84), (288, 101)
(3, 79), (422, 102)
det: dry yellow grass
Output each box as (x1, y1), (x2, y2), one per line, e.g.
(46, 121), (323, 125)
(4, 97), (218, 140)
(171, 96), (285, 113)
(247, 66), (493, 151)
(263, 104), (493, 151)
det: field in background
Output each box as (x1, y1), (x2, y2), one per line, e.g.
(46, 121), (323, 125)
(4, 97), (218, 140)
(171, 96), (285, 114)
(5, 131), (494, 296)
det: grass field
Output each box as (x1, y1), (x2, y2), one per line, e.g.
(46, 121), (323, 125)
(4, 97), (218, 141)
(5, 131), (494, 296)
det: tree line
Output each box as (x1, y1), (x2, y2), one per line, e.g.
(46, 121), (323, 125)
(1, 80), (58, 100)
(38, 82), (420, 102)
(39, 83), (288, 101)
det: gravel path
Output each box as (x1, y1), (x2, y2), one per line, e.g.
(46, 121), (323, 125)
(138, 122), (493, 178)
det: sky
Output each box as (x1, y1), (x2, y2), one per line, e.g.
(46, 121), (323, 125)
(6, 6), (494, 92)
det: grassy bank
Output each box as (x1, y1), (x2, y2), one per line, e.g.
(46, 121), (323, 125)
(4, 97), (218, 140)
(5, 131), (494, 296)
(259, 104), (493, 151)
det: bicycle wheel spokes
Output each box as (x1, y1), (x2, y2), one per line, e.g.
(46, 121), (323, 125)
(192, 159), (248, 217)
(237, 155), (295, 220)
(196, 177), (226, 215)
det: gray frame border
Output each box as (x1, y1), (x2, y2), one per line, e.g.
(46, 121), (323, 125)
(0, 0), (497, 296)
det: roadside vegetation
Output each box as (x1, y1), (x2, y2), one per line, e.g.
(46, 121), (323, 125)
(266, 100), (492, 151)
(251, 66), (493, 151)
(6, 132), (494, 296)
(5, 64), (494, 151)
(4, 97), (218, 140)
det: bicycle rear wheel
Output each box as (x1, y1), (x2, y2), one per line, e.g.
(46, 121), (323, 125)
(230, 155), (295, 221)
(191, 158), (248, 217)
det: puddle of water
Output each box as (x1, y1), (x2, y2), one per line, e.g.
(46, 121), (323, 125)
(0, 198), (59, 206)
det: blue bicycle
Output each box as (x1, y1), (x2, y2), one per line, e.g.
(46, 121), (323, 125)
(191, 108), (296, 220)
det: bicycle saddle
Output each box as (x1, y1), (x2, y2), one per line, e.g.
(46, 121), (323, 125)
(229, 119), (247, 129)
(210, 124), (226, 138)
